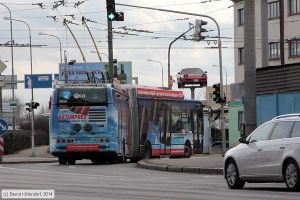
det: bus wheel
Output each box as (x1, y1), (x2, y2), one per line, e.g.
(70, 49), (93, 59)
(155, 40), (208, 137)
(184, 142), (192, 158)
(130, 157), (139, 163)
(58, 157), (67, 165)
(144, 142), (152, 159)
(68, 159), (76, 165)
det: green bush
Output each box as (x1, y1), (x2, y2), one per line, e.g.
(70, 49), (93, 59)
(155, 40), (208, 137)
(3, 130), (49, 155)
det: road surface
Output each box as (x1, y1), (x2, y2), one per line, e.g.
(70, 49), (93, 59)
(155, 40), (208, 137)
(0, 161), (299, 200)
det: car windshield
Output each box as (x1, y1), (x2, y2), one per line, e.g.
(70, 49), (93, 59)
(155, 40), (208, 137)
(181, 68), (204, 74)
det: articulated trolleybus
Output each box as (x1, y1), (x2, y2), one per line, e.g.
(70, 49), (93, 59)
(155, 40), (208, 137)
(50, 84), (203, 164)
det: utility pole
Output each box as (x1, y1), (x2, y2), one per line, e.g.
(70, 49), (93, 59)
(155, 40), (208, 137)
(0, 3), (15, 130)
(244, 0), (257, 135)
(261, 0), (268, 68)
(107, 20), (114, 83)
(279, 0), (285, 65)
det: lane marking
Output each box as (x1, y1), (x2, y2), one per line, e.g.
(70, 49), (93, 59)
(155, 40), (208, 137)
(0, 166), (126, 179)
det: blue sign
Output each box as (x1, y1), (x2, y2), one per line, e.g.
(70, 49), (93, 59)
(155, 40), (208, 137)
(25, 74), (53, 89)
(0, 119), (8, 136)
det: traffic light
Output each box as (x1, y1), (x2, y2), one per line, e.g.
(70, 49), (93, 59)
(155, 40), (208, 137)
(26, 102), (32, 112)
(32, 102), (40, 109)
(106, 0), (124, 21)
(106, 0), (115, 13)
(26, 102), (40, 112)
(213, 83), (221, 103)
(108, 11), (124, 21)
(194, 19), (208, 41)
(222, 96), (227, 104)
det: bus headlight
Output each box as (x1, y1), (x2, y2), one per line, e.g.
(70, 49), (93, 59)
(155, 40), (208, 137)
(84, 123), (92, 132)
(73, 124), (81, 132)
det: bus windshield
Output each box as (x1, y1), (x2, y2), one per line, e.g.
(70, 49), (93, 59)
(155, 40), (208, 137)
(57, 88), (107, 106)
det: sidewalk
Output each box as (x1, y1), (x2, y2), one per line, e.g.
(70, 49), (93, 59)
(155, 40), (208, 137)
(137, 154), (224, 175)
(0, 146), (58, 164)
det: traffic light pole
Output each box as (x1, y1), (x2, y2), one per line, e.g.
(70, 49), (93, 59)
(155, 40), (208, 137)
(168, 26), (194, 89)
(116, 3), (226, 156)
(107, 20), (114, 83)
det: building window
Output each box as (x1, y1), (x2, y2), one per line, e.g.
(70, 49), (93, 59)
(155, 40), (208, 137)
(238, 47), (244, 64)
(289, 0), (300, 15)
(289, 39), (300, 57)
(269, 42), (281, 60)
(268, 1), (280, 19)
(238, 8), (244, 26)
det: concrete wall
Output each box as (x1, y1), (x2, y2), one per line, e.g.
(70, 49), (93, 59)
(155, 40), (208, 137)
(233, 0), (300, 82)
(256, 92), (300, 125)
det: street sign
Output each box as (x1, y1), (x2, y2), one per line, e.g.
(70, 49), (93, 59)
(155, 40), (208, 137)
(10, 102), (17, 109)
(2, 103), (14, 113)
(2, 75), (17, 90)
(0, 60), (7, 74)
(0, 75), (4, 87)
(0, 119), (8, 136)
(25, 74), (53, 89)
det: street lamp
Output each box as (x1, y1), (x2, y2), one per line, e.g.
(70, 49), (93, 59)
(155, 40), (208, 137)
(90, 50), (109, 61)
(4, 17), (36, 157)
(0, 3), (15, 130)
(213, 65), (228, 97)
(38, 32), (62, 63)
(147, 59), (164, 88)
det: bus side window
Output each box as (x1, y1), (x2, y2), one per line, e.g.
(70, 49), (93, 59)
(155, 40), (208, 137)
(159, 117), (166, 144)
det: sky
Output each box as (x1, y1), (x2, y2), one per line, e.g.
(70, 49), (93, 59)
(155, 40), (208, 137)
(0, 0), (235, 113)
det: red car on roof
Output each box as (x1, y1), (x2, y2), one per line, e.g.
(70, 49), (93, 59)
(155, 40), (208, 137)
(177, 68), (207, 88)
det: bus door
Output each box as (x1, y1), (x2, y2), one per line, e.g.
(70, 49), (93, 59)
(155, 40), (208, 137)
(192, 111), (202, 154)
(159, 102), (171, 155)
(170, 106), (193, 156)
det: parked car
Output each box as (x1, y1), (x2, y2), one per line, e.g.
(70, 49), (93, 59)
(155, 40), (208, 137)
(224, 114), (300, 191)
(177, 68), (207, 88)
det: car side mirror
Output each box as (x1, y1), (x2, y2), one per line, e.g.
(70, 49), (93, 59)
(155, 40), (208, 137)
(239, 136), (249, 144)
(204, 71), (207, 73)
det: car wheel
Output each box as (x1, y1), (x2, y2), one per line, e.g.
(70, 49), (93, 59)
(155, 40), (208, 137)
(225, 159), (245, 189)
(284, 159), (300, 191)
(184, 142), (192, 158)
(58, 157), (67, 165)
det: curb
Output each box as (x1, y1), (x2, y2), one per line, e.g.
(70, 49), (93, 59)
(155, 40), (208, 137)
(0, 159), (58, 164)
(137, 160), (223, 175)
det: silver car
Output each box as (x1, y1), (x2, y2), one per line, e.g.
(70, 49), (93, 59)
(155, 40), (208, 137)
(224, 114), (300, 191)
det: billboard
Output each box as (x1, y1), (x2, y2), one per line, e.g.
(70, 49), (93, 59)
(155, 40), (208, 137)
(59, 62), (132, 84)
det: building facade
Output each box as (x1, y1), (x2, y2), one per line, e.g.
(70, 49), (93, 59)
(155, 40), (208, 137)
(233, 0), (300, 83)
